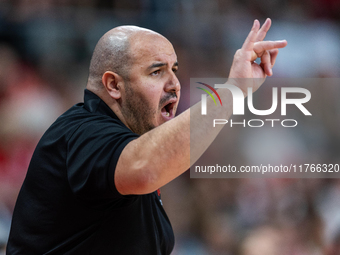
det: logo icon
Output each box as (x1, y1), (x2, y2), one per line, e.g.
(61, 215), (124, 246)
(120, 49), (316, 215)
(196, 82), (222, 115)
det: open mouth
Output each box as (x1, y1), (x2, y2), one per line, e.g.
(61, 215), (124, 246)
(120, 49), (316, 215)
(161, 99), (177, 119)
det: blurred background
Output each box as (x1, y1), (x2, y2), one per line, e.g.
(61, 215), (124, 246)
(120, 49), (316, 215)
(0, 0), (340, 254)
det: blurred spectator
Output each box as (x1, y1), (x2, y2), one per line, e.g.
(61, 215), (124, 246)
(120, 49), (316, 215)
(240, 226), (284, 255)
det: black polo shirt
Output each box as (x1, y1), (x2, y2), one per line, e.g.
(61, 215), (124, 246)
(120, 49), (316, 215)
(7, 89), (174, 255)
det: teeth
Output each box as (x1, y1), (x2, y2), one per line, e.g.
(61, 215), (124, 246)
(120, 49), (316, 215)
(165, 112), (170, 117)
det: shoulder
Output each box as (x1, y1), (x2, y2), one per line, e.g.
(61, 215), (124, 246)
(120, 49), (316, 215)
(53, 103), (134, 140)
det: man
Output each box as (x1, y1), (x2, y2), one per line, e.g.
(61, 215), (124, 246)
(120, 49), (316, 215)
(7, 19), (287, 254)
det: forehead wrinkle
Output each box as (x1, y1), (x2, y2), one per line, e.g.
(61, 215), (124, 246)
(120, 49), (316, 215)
(134, 53), (178, 72)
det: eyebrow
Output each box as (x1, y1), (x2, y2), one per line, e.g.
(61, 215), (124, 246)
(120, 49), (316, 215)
(147, 61), (179, 70)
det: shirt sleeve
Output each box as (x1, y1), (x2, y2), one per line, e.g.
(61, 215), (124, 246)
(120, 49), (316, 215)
(66, 117), (139, 206)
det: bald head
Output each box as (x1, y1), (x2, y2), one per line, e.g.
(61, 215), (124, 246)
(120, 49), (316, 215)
(87, 25), (162, 89)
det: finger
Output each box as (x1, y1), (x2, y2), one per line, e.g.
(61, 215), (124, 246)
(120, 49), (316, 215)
(250, 51), (258, 62)
(253, 40), (287, 54)
(260, 50), (272, 76)
(241, 19), (260, 52)
(256, 18), (271, 42)
(250, 43), (283, 62)
(269, 49), (279, 67)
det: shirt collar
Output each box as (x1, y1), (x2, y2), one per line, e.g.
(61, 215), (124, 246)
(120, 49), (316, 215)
(83, 89), (120, 120)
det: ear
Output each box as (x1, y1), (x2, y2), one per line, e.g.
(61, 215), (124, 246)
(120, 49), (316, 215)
(102, 71), (124, 99)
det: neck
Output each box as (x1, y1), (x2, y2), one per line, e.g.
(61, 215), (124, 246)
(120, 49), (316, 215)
(86, 85), (132, 131)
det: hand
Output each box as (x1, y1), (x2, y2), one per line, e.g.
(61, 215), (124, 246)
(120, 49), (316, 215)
(228, 18), (287, 95)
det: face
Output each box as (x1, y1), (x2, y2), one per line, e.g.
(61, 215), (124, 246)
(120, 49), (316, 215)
(120, 33), (180, 135)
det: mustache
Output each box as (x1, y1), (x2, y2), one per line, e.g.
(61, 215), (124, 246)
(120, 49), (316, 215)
(159, 92), (177, 107)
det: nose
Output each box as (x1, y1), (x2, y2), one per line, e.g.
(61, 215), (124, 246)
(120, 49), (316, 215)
(164, 72), (181, 94)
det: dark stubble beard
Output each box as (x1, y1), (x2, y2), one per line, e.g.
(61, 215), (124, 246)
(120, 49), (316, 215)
(121, 81), (177, 135)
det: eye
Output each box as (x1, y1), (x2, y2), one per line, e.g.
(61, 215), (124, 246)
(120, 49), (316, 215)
(151, 70), (161, 76)
(172, 68), (178, 74)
